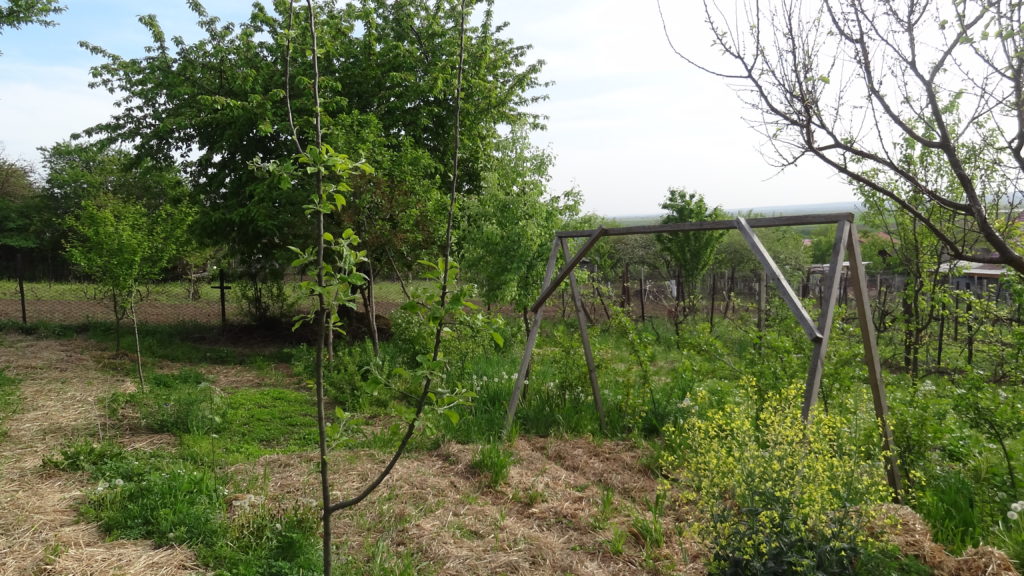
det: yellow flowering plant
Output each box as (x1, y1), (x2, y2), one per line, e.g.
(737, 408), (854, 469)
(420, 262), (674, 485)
(661, 381), (891, 575)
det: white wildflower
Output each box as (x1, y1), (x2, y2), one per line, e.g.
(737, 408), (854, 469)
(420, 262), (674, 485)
(1009, 511), (1019, 521)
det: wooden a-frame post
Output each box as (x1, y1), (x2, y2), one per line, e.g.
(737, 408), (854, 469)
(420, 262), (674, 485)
(502, 212), (903, 500)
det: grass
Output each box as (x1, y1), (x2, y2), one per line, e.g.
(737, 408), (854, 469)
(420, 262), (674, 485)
(0, 279), (221, 303)
(109, 367), (320, 463)
(44, 440), (321, 575)
(0, 368), (21, 440)
(12, 288), (1022, 575)
(470, 442), (515, 488)
(0, 278), (423, 306)
(83, 321), (291, 365)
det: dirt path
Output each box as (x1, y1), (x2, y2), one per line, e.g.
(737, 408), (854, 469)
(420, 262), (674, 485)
(0, 333), (201, 576)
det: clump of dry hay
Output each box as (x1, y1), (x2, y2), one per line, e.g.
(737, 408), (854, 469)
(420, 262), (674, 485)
(0, 334), (203, 576)
(873, 504), (1020, 576)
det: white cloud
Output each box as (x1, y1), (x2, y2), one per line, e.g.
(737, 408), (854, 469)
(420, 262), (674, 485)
(0, 64), (116, 166)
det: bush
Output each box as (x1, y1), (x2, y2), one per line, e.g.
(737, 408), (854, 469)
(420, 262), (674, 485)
(661, 382), (891, 576)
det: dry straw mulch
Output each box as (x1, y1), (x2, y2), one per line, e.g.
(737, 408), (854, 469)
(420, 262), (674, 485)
(0, 333), (202, 576)
(874, 503), (1019, 576)
(1, 331), (1021, 576)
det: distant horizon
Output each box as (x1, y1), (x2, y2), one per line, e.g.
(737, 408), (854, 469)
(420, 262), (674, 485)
(603, 200), (862, 220)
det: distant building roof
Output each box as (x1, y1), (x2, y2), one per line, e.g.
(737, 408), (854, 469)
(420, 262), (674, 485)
(939, 262), (1008, 278)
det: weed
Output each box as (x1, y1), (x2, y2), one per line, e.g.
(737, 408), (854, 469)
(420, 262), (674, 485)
(471, 442), (515, 488)
(630, 493), (666, 551)
(515, 486), (546, 506)
(993, 500), (1024, 566)
(590, 486), (616, 530)
(116, 369), (226, 435)
(0, 369), (20, 440)
(662, 383), (890, 576)
(45, 439), (319, 576)
(606, 524), (627, 556)
(334, 538), (433, 575)
(916, 469), (983, 553)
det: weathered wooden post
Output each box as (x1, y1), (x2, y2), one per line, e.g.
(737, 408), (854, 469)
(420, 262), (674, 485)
(757, 270), (767, 333)
(847, 223), (903, 502)
(211, 268), (232, 329)
(17, 252), (27, 325)
(561, 238), (606, 432)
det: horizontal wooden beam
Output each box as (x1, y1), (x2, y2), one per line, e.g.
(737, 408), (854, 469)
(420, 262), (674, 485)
(557, 212), (854, 239)
(530, 227), (608, 314)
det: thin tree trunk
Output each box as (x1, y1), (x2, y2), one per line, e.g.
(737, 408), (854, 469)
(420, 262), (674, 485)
(387, 248), (411, 301)
(366, 258), (380, 357)
(129, 294), (146, 392)
(113, 291), (121, 352)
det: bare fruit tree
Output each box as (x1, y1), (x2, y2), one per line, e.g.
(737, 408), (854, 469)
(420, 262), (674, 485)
(662, 0), (1024, 274)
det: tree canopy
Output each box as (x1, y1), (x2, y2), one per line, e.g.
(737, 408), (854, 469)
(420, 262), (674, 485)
(671, 0), (1024, 274)
(78, 0), (548, 285)
(0, 0), (63, 35)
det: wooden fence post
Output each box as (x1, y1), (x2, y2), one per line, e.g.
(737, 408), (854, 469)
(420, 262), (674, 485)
(17, 252), (27, 325)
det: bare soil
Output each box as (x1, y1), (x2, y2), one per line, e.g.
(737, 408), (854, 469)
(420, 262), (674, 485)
(0, 332), (1018, 576)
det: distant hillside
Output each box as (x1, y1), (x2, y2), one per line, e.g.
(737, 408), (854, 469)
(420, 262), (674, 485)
(728, 201), (863, 216)
(605, 201), (863, 224)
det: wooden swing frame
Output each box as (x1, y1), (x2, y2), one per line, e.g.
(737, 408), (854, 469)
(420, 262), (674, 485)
(502, 212), (903, 500)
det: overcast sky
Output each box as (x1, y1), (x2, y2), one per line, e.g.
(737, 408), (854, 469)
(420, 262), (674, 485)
(0, 0), (858, 216)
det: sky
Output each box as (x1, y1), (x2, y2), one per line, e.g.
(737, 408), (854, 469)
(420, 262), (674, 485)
(0, 0), (858, 216)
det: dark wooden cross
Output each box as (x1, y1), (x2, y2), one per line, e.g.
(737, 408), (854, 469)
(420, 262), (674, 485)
(211, 268), (232, 328)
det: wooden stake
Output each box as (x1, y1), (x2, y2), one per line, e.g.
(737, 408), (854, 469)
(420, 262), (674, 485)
(802, 221), (850, 419)
(504, 238), (561, 436)
(847, 223), (903, 502)
(561, 238), (606, 432)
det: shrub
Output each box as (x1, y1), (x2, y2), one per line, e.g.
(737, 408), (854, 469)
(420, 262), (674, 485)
(661, 382), (891, 576)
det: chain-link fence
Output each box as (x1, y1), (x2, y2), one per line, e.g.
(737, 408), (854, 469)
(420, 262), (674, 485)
(0, 249), (425, 327)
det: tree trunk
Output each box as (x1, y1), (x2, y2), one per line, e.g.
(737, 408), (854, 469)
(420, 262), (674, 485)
(112, 291), (122, 352)
(366, 259), (380, 357)
(129, 295), (146, 392)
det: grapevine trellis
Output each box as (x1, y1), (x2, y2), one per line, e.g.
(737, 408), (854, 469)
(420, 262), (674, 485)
(503, 212), (904, 500)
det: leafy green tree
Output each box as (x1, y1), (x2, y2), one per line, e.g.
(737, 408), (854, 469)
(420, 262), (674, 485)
(64, 193), (194, 382)
(460, 126), (578, 330)
(858, 130), (993, 377)
(0, 151), (46, 253)
(79, 0), (547, 319)
(0, 0), (63, 50)
(655, 188), (727, 323)
(335, 0), (547, 197)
